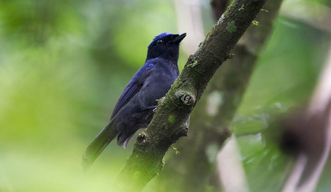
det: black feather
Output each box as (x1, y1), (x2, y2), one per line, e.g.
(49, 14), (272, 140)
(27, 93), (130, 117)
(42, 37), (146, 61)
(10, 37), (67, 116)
(82, 32), (186, 171)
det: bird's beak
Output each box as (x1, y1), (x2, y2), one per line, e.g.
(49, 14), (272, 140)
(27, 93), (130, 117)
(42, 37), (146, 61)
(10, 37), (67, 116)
(171, 33), (186, 43)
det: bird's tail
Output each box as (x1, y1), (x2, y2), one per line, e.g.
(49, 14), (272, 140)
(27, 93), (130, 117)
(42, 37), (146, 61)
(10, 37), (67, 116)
(82, 119), (118, 172)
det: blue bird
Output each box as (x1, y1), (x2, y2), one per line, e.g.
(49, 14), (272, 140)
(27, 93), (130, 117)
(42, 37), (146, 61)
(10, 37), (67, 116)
(82, 32), (186, 171)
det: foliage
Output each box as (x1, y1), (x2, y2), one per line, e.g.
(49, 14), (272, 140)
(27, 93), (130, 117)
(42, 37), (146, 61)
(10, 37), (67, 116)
(0, 0), (330, 191)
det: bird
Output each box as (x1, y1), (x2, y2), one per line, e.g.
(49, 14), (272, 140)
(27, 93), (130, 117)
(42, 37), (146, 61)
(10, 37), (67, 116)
(82, 32), (186, 171)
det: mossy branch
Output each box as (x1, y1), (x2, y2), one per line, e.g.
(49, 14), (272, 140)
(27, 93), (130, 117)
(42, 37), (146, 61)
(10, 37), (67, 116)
(155, 0), (283, 191)
(112, 0), (267, 191)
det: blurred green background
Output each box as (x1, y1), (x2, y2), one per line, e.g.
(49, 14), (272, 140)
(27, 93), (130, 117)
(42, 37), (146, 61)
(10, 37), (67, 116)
(0, 0), (330, 191)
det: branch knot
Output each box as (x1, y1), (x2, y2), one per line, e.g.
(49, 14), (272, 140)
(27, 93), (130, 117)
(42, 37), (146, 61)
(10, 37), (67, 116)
(137, 132), (147, 143)
(175, 90), (196, 106)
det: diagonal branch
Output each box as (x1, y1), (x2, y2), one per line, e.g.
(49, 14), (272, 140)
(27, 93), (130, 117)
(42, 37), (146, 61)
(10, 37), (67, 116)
(112, 0), (267, 191)
(155, 0), (283, 191)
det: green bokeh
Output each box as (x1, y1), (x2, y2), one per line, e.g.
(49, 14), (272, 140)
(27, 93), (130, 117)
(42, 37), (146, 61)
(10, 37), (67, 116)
(0, 0), (330, 191)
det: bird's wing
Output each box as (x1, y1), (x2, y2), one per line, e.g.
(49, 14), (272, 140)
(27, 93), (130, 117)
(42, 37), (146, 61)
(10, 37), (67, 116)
(111, 61), (155, 119)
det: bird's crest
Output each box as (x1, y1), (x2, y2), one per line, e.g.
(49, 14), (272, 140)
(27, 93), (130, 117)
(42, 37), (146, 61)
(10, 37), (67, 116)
(148, 32), (172, 48)
(153, 32), (172, 41)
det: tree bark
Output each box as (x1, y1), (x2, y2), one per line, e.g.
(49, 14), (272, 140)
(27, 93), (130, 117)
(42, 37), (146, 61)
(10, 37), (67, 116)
(155, 0), (283, 192)
(112, 0), (268, 191)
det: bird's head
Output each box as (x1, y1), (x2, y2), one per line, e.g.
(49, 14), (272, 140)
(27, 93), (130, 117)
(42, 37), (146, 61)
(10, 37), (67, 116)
(147, 32), (186, 61)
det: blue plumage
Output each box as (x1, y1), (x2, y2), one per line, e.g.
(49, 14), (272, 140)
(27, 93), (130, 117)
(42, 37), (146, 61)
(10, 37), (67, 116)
(148, 32), (172, 49)
(82, 32), (186, 171)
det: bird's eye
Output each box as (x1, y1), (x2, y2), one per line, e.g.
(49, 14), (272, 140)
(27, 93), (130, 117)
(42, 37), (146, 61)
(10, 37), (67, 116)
(156, 39), (163, 44)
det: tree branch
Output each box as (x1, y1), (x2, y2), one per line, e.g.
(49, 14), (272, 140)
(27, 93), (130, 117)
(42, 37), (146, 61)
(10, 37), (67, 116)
(154, 0), (282, 191)
(112, 0), (267, 191)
